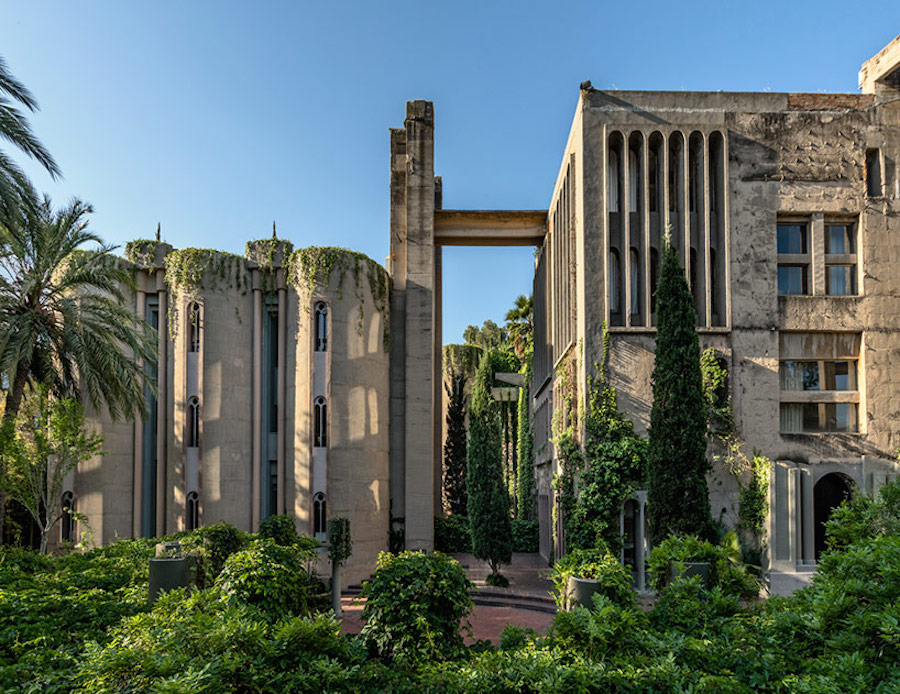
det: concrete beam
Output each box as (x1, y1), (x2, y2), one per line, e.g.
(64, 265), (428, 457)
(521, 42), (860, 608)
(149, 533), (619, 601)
(434, 210), (547, 246)
(860, 33), (900, 93)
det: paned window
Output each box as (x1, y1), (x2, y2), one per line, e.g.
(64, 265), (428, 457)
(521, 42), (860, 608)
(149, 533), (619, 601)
(187, 396), (199, 448)
(188, 303), (201, 352)
(313, 492), (327, 538)
(777, 223), (810, 295)
(824, 223), (857, 296)
(779, 333), (860, 433)
(186, 491), (199, 531)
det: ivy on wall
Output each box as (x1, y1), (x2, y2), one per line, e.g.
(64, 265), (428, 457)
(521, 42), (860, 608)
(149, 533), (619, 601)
(125, 239), (163, 268)
(163, 248), (248, 339)
(287, 246), (391, 350)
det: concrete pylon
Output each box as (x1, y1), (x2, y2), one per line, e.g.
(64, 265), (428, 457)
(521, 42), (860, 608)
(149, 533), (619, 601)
(388, 101), (441, 550)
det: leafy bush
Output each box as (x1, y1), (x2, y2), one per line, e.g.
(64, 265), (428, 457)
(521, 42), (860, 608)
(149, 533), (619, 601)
(825, 479), (900, 553)
(194, 521), (247, 578)
(258, 513), (299, 546)
(214, 538), (318, 620)
(511, 518), (538, 553)
(648, 533), (761, 599)
(435, 514), (472, 553)
(649, 576), (742, 633)
(360, 551), (473, 662)
(549, 546), (634, 609)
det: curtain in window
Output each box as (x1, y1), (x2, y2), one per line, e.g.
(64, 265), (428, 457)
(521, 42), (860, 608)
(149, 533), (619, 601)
(780, 362), (804, 391)
(608, 151), (619, 213)
(629, 150), (639, 213)
(780, 404), (803, 433)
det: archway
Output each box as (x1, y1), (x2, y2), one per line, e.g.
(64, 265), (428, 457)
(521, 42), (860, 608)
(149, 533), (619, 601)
(813, 472), (852, 560)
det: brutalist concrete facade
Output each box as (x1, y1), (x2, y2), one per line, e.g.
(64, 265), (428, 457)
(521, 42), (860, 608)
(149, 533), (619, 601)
(530, 35), (900, 591)
(73, 243), (391, 588)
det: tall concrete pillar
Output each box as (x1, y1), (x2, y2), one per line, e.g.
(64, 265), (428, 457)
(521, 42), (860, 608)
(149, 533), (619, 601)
(389, 101), (437, 550)
(251, 273), (262, 532)
(155, 285), (168, 538)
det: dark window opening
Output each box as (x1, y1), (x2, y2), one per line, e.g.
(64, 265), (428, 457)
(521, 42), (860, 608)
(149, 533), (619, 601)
(314, 397), (327, 448)
(315, 302), (328, 352)
(313, 492), (327, 537)
(61, 491), (75, 542)
(186, 491), (199, 531)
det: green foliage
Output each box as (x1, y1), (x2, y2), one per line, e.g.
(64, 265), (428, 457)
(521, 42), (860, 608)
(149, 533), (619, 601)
(463, 319), (505, 350)
(214, 538), (318, 620)
(647, 240), (713, 541)
(738, 452), (770, 536)
(510, 518), (539, 553)
(566, 330), (647, 552)
(244, 237), (294, 270)
(442, 343), (482, 379)
(434, 514), (472, 553)
(124, 238), (163, 267)
(825, 479), (900, 553)
(466, 351), (512, 579)
(488, 349), (519, 377)
(443, 373), (468, 516)
(700, 347), (734, 433)
(194, 521), (248, 578)
(327, 516), (352, 565)
(503, 293), (533, 358)
(648, 533), (761, 598)
(360, 551), (473, 663)
(516, 351), (534, 520)
(549, 546), (635, 610)
(258, 513), (299, 546)
(498, 624), (535, 651)
(5, 390), (104, 553)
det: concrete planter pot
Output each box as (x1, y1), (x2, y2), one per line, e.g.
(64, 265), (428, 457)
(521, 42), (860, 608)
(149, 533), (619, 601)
(148, 556), (197, 603)
(566, 575), (603, 611)
(667, 560), (711, 588)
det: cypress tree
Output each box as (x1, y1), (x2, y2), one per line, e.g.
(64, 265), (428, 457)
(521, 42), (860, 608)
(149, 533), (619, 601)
(467, 351), (512, 584)
(647, 240), (713, 541)
(516, 353), (534, 520)
(442, 374), (468, 516)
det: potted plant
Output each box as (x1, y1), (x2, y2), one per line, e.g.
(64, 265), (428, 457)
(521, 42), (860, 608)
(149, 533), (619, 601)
(549, 547), (635, 611)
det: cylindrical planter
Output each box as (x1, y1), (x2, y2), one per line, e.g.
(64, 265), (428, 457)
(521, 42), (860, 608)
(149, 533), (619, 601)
(566, 575), (603, 611)
(667, 560), (711, 588)
(148, 556), (197, 603)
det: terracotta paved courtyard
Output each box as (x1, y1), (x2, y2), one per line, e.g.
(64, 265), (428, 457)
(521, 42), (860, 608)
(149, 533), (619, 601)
(340, 552), (556, 644)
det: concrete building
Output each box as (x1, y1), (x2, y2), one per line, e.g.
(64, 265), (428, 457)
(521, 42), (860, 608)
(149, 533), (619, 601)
(62, 35), (900, 593)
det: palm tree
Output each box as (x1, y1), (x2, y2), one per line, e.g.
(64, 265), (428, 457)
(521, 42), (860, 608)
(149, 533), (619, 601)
(0, 197), (156, 538)
(0, 56), (60, 222)
(504, 294), (533, 359)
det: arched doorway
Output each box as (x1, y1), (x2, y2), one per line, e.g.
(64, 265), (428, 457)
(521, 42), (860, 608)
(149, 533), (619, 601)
(813, 472), (852, 560)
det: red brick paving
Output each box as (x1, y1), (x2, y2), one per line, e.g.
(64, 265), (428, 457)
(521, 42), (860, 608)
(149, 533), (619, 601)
(338, 596), (554, 645)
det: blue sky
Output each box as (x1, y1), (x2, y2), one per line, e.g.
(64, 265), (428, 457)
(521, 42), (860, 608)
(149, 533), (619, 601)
(1, 2), (898, 344)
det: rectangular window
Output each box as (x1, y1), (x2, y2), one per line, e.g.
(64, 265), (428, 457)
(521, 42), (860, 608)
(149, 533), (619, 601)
(779, 333), (860, 434)
(777, 223), (810, 296)
(866, 149), (883, 197)
(824, 223), (858, 296)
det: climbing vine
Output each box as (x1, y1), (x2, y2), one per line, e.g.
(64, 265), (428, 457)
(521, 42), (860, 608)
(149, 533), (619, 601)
(701, 347), (770, 561)
(550, 349), (580, 556)
(287, 246), (391, 350)
(125, 239), (163, 268)
(163, 248), (248, 339)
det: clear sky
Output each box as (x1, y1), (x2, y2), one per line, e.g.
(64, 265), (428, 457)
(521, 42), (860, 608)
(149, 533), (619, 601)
(1, 2), (898, 344)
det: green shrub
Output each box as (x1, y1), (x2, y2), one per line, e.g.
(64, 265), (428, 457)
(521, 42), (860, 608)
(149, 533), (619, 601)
(259, 513), (299, 546)
(511, 518), (538, 553)
(214, 538), (318, 619)
(360, 551), (473, 662)
(551, 594), (649, 661)
(648, 533), (761, 599)
(435, 514), (472, 553)
(825, 480), (900, 553)
(649, 576), (742, 634)
(549, 546), (634, 610)
(195, 521), (248, 578)
(498, 624), (535, 651)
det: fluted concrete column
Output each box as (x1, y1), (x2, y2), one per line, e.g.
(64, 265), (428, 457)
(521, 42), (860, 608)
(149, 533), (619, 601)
(252, 273), (262, 532)
(133, 289), (145, 537)
(155, 288), (168, 538)
(277, 283), (286, 516)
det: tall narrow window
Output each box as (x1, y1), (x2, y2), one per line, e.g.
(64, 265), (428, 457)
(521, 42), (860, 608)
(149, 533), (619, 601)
(188, 302), (201, 352)
(313, 492), (327, 538)
(61, 491), (75, 542)
(607, 150), (620, 213)
(186, 491), (199, 531)
(314, 396), (327, 448)
(609, 250), (622, 322)
(315, 302), (328, 352)
(710, 249), (718, 316)
(629, 249), (641, 317)
(866, 149), (883, 197)
(628, 149), (639, 213)
(187, 396), (199, 448)
(650, 248), (660, 315)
